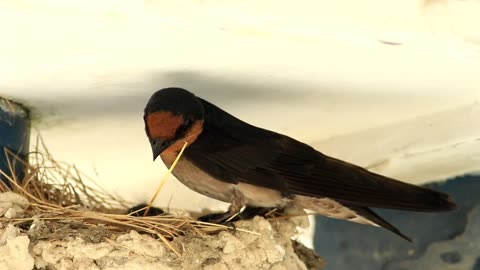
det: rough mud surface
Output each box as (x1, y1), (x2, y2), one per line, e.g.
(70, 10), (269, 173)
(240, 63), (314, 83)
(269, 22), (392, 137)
(0, 192), (324, 270)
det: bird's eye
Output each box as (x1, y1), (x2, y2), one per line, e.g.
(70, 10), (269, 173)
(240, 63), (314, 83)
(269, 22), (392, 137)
(184, 118), (193, 128)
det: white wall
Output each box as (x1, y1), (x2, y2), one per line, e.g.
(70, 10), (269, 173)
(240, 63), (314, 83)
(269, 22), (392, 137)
(1, 0), (479, 211)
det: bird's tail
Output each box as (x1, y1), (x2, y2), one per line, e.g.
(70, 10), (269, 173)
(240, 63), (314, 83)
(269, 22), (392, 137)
(348, 206), (412, 242)
(295, 195), (412, 241)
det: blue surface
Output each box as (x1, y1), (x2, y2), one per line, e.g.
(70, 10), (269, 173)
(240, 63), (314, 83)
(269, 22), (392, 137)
(313, 174), (480, 270)
(0, 101), (30, 185)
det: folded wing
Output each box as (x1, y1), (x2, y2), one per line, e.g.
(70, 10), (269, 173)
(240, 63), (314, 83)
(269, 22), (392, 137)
(187, 98), (456, 212)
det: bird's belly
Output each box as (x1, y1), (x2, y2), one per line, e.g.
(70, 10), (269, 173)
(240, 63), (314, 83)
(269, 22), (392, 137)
(170, 158), (233, 203)
(235, 182), (286, 208)
(294, 195), (378, 226)
(168, 158), (286, 208)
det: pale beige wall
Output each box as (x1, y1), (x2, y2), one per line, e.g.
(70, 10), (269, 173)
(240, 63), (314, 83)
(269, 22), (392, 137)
(1, 0), (479, 213)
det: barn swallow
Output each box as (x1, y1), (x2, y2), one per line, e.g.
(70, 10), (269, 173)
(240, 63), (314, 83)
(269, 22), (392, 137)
(144, 87), (456, 241)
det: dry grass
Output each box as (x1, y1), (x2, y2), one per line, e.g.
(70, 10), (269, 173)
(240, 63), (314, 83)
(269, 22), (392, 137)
(0, 137), (258, 257)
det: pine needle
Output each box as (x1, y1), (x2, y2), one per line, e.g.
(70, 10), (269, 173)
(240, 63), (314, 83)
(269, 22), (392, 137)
(144, 141), (188, 217)
(0, 137), (259, 258)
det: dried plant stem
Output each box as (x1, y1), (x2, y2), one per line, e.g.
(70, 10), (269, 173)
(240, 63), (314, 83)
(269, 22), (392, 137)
(144, 141), (188, 217)
(0, 136), (260, 258)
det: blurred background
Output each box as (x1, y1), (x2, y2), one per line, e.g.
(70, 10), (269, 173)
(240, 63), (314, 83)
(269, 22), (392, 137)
(1, 1), (479, 269)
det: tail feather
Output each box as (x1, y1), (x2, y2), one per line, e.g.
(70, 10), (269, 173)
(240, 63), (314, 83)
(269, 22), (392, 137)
(349, 206), (412, 242)
(296, 195), (412, 241)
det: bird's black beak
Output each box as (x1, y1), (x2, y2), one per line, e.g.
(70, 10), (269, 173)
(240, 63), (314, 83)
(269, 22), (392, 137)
(150, 138), (172, 161)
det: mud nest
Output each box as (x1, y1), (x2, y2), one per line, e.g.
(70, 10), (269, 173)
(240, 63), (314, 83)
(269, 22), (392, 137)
(0, 137), (324, 269)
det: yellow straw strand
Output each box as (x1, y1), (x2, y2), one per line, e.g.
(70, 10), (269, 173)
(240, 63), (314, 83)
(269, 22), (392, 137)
(144, 141), (188, 217)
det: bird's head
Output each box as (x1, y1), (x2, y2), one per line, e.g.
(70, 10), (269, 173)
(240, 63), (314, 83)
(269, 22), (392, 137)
(144, 87), (205, 161)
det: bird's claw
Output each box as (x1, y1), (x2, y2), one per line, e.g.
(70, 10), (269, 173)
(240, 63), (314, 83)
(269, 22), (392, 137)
(198, 212), (232, 224)
(127, 203), (165, 217)
(198, 206), (276, 224)
(237, 206), (276, 219)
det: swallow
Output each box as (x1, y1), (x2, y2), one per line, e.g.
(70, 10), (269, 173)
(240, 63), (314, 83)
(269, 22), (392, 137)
(144, 87), (456, 241)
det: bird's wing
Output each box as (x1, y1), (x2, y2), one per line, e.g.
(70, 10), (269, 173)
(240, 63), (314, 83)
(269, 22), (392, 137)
(187, 99), (455, 212)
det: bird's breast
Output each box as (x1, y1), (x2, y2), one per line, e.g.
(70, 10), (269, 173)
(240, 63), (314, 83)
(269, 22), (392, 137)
(161, 154), (287, 208)
(162, 155), (233, 203)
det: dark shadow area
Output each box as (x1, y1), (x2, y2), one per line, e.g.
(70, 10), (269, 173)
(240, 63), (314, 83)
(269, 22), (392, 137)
(28, 69), (436, 130)
(314, 174), (480, 270)
(159, 71), (318, 105)
(31, 70), (322, 125)
(0, 98), (30, 186)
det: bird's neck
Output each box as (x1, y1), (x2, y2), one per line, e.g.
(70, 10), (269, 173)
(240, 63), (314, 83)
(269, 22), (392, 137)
(160, 120), (204, 167)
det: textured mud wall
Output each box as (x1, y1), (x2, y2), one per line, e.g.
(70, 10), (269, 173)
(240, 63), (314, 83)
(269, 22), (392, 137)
(0, 196), (324, 270)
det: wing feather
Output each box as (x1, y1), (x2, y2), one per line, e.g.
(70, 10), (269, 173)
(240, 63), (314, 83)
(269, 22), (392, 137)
(185, 99), (456, 212)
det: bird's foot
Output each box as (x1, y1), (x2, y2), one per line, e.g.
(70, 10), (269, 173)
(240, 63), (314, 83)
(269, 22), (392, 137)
(127, 203), (165, 217)
(198, 212), (232, 224)
(237, 206), (276, 220)
(198, 206), (276, 224)
(197, 212), (238, 232)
